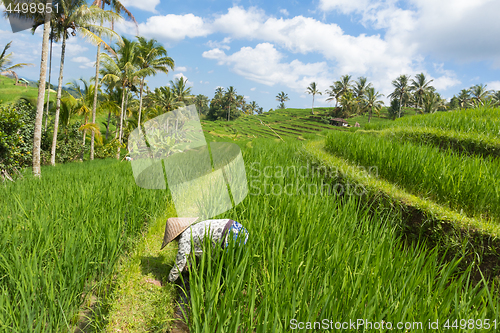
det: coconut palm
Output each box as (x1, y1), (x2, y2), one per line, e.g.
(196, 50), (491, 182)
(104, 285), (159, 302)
(388, 74), (411, 118)
(68, 78), (101, 148)
(410, 73), (434, 114)
(224, 86), (237, 121)
(170, 77), (193, 105)
(0, 41), (34, 85)
(101, 37), (141, 158)
(276, 91), (289, 109)
(325, 81), (342, 108)
(363, 87), (384, 123)
(354, 76), (372, 99)
(470, 84), (491, 106)
(32, 1), (120, 165)
(491, 91), (500, 107)
(247, 101), (259, 115)
(147, 86), (183, 115)
(339, 91), (357, 116)
(136, 37), (174, 128)
(306, 82), (322, 115)
(456, 89), (471, 109)
(34, 2), (52, 176)
(422, 91), (446, 113)
(337, 75), (353, 98)
(90, 0), (137, 160)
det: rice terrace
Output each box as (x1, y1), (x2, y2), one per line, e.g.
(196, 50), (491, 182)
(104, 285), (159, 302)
(2, 0), (500, 332)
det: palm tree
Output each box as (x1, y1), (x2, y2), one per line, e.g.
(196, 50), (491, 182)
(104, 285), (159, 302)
(354, 76), (372, 99)
(147, 86), (182, 115)
(101, 37), (140, 158)
(410, 73), (434, 114)
(90, 0), (137, 160)
(225, 86), (237, 121)
(388, 74), (411, 118)
(0, 41), (34, 84)
(34, 2), (52, 176)
(68, 78), (100, 148)
(170, 77), (193, 105)
(363, 87), (384, 123)
(276, 91), (289, 109)
(248, 101), (259, 115)
(306, 82), (321, 115)
(422, 91), (446, 113)
(470, 84), (491, 106)
(36, 1), (119, 165)
(337, 75), (353, 98)
(339, 91), (357, 116)
(457, 89), (471, 109)
(491, 91), (500, 107)
(325, 81), (342, 108)
(193, 94), (210, 116)
(136, 37), (174, 128)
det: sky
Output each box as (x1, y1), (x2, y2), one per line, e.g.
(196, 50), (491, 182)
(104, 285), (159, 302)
(1, 0), (500, 111)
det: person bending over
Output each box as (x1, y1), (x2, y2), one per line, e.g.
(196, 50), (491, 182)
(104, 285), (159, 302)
(162, 217), (249, 282)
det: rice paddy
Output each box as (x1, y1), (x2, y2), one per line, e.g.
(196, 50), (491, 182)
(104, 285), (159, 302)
(2, 106), (500, 332)
(324, 131), (500, 222)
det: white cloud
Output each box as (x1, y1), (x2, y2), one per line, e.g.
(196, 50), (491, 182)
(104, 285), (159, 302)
(203, 43), (332, 94)
(250, 87), (256, 91)
(120, 0), (160, 13)
(208, 70), (214, 74)
(206, 37), (232, 50)
(175, 66), (187, 72)
(73, 57), (91, 63)
(486, 81), (500, 91)
(279, 9), (289, 16)
(118, 13), (210, 42)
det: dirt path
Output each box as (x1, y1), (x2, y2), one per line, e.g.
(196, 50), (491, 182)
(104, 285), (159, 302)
(76, 206), (190, 333)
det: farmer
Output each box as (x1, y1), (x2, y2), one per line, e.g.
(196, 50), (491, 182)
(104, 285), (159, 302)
(161, 217), (249, 282)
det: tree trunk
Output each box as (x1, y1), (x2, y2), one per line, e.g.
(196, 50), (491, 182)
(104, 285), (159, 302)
(44, 38), (53, 132)
(368, 105), (372, 123)
(106, 111), (111, 141)
(33, 1), (52, 177)
(398, 95), (402, 118)
(116, 87), (126, 159)
(228, 104), (230, 121)
(50, 32), (67, 166)
(138, 77), (145, 128)
(90, 41), (102, 161)
(311, 94), (315, 115)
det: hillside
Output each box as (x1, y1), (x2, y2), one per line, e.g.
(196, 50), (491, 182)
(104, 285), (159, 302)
(201, 107), (394, 142)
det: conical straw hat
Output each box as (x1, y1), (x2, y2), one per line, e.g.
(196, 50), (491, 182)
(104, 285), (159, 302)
(161, 217), (199, 250)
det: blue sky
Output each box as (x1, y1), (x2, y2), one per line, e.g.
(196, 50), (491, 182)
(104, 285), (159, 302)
(2, 0), (500, 111)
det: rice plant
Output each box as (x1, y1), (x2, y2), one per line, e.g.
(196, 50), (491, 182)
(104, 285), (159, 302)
(184, 139), (499, 332)
(0, 159), (169, 332)
(391, 106), (500, 139)
(325, 131), (500, 222)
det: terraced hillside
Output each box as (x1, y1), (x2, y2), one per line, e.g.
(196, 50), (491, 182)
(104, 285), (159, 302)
(201, 108), (353, 141)
(304, 106), (500, 278)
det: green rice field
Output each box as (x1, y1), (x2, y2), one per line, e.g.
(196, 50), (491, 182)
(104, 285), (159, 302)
(2, 106), (500, 332)
(324, 131), (500, 222)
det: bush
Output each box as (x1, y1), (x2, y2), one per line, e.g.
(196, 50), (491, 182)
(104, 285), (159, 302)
(95, 138), (125, 159)
(0, 100), (43, 175)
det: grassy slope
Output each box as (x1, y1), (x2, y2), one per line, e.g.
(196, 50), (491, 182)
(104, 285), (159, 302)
(0, 75), (56, 105)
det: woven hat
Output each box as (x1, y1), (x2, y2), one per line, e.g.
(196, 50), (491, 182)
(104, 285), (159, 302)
(161, 217), (199, 250)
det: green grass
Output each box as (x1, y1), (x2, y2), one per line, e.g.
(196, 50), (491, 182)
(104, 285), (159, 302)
(0, 159), (169, 332)
(325, 131), (500, 223)
(0, 75), (55, 105)
(182, 139), (499, 332)
(366, 106), (500, 137)
(372, 126), (500, 157)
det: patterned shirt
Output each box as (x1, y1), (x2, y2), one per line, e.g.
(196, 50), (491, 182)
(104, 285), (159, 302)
(168, 219), (229, 282)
